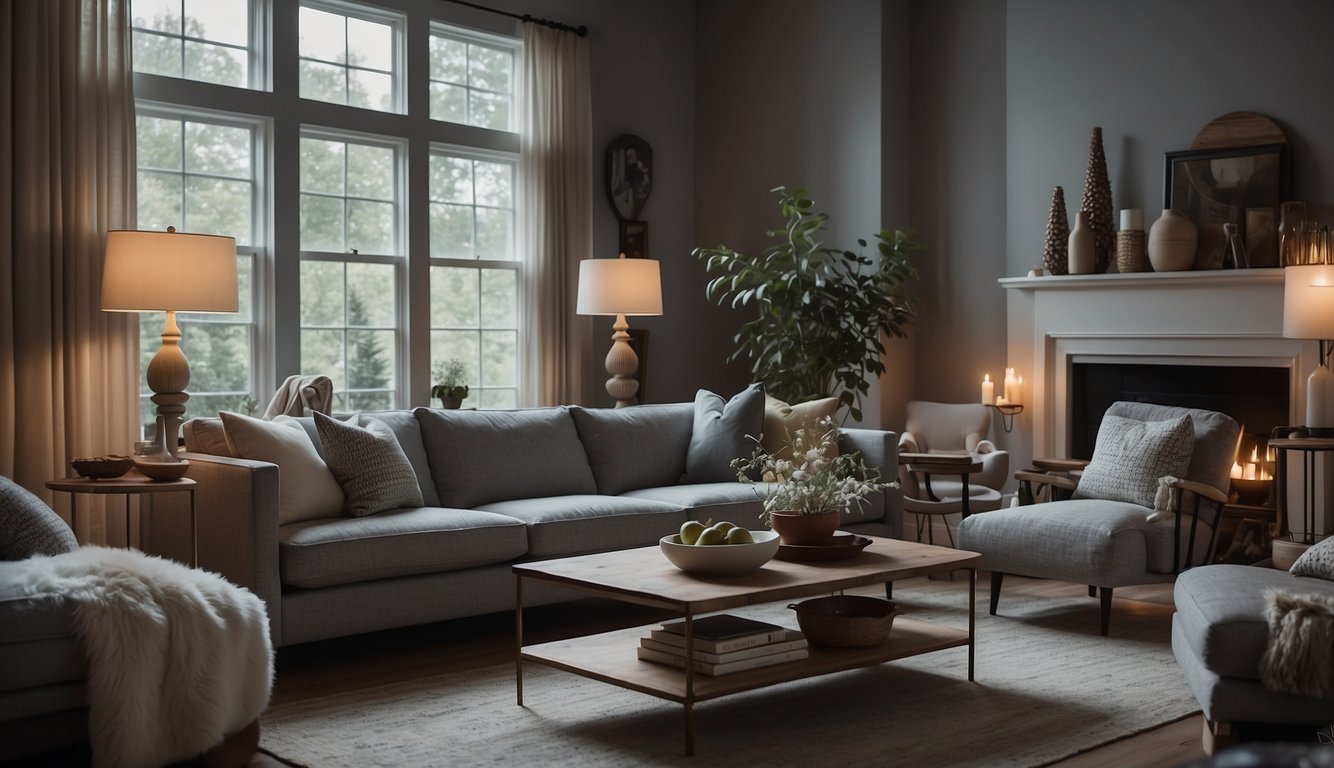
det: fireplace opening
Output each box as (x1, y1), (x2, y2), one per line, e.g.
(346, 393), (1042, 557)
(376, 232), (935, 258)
(1070, 363), (1289, 464)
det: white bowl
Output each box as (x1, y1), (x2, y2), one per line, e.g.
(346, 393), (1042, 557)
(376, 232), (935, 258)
(659, 530), (781, 576)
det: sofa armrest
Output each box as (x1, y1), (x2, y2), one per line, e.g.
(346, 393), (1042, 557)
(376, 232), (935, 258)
(839, 427), (903, 537)
(144, 451), (283, 645)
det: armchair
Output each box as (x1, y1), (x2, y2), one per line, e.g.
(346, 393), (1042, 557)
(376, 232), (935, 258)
(957, 401), (1239, 636)
(898, 401), (1008, 545)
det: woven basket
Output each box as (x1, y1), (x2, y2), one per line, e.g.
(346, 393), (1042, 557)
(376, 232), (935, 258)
(787, 595), (901, 648)
(1116, 230), (1148, 273)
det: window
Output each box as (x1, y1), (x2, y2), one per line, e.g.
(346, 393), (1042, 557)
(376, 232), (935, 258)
(299, 3), (401, 113)
(134, 111), (259, 433)
(131, 0), (256, 89)
(429, 30), (516, 130)
(300, 133), (401, 410)
(429, 150), (519, 408)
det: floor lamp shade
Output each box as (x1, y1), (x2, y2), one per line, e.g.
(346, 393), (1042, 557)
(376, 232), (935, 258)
(102, 228), (238, 459)
(576, 255), (663, 407)
(1283, 264), (1334, 432)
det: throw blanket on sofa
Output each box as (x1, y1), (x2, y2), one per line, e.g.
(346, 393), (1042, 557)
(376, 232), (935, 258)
(0, 547), (272, 768)
(1259, 589), (1334, 699)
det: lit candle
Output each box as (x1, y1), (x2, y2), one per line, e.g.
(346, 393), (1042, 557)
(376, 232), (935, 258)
(1012, 374), (1024, 406)
(996, 395), (1008, 406)
(1230, 462), (1243, 479)
(1003, 367), (1017, 402)
(1244, 463), (1257, 480)
(1249, 446), (1259, 463)
(981, 374), (994, 405)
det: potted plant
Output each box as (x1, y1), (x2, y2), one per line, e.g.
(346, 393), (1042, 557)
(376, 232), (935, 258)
(731, 416), (892, 545)
(693, 186), (921, 421)
(431, 359), (470, 409)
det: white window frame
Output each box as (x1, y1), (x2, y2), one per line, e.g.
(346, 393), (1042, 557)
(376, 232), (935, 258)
(130, 0), (269, 91)
(427, 23), (521, 133)
(298, 0), (407, 115)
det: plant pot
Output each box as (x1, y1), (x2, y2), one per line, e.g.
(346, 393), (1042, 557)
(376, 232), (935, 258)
(1271, 536), (1312, 571)
(767, 510), (839, 546)
(438, 396), (463, 410)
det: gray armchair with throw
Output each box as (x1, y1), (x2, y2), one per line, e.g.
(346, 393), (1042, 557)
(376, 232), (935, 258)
(957, 401), (1239, 636)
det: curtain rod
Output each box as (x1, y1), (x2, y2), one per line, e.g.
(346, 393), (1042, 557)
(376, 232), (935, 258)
(441, 0), (588, 37)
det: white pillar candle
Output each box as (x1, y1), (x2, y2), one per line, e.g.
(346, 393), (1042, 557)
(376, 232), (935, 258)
(1011, 374), (1024, 405)
(1230, 462), (1243, 479)
(1120, 208), (1144, 231)
(981, 374), (994, 405)
(1003, 368), (1017, 403)
(1308, 364), (1334, 429)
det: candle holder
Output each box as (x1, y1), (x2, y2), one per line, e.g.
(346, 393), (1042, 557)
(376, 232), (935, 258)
(987, 402), (1024, 433)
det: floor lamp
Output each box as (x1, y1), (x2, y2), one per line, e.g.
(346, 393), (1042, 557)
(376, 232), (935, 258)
(576, 254), (662, 408)
(1283, 262), (1334, 436)
(102, 227), (238, 460)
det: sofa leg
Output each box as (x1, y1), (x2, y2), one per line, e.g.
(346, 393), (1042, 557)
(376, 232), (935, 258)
(884, 582), (893, 600)
(1099, 587), (1113, 636)
(989, 572), (1003, 615)
(1201, 718), (1236, 756)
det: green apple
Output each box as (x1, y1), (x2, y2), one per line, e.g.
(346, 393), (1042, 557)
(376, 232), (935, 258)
(696, 527), (727, 546)
(711, 521), (738, 533)
(725, 528), (754, 545)
(679, 520), (705, 546)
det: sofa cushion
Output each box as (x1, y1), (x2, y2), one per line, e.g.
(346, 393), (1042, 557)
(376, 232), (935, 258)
(623, 482), (768, 528)
(763, 395), (839, 461)
(314, 412), (423, 517)
(0, 476), (77, 560)
(476, 495), (684, 558)
(1173, 564), (1334, 681)
(1074, 413), (1194, 509)
(684, 383), (765, 484)
(359, 410), (439, 506)
(0, 582), (84, 700)
(569, 404), (693, 494)
(1291, 535), (1334, 581)
(278, 507), (528, 589)
(220, 411), (345, 524)
(416, 407), (596, 508)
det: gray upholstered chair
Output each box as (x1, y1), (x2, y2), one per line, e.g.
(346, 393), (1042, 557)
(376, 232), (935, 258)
(898, 400), (1008, 545)
(957, 401), (1239, 636)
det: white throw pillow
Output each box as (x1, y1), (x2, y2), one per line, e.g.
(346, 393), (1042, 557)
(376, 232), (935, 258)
(1073, 413), (1194, 510)
(220, 411), (344, 524)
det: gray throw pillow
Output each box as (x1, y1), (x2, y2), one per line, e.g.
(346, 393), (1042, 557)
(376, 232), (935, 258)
(570, 403), (695, 494)
(1073, 413), (1194, 509)
(0, 475), (78, 560)
(683, 383), (765, 484)
(314, 412), (424, 517)
(1291, 536), (1334, 581)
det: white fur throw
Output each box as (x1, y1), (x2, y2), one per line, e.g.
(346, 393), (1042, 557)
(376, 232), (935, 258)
(1259, 589), (1334, 699)
(0, 547), (273, 767)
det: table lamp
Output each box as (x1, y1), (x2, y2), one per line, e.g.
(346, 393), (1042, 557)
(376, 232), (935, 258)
(102, 227), (238, 458)
(1283, 262), (1334, 436)
(576, 254), (662, 408)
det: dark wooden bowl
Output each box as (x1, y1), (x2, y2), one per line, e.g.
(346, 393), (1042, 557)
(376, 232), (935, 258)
(71, 456), (133, 479)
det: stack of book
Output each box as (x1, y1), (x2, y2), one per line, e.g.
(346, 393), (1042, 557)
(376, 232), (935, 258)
(636, 614), (808, 676)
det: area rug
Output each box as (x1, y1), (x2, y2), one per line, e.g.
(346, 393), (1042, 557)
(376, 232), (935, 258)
(260, 580), (1198, 767)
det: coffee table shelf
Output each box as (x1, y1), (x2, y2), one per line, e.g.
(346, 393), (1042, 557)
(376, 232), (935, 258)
(514, 535), (979, 756)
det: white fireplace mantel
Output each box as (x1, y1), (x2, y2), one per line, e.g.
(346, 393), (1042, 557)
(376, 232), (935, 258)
(1000, 268), (1316, 475)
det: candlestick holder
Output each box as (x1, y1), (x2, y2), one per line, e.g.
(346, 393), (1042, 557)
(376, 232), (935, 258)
(987, 402), (1024, 433)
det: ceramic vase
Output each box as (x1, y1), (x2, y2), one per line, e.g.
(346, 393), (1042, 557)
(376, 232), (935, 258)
(1148, 209), (1197, 272)
(1068, 211), (1095, 275)
(767, 510), (839, 545)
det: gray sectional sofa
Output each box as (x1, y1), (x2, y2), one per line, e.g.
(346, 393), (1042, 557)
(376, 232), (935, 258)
(146, 401), (902, 647)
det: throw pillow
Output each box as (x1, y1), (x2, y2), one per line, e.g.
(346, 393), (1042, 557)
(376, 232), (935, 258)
(762, 395), (840, 462)
(569, 403), (694, 495)
(220, 411), (344, 525)
(314, 412), (423, 517)
(1073, 413), (1194, 510)
(1291, 536), (1334, 581)
(1258, 589), (1334, 698)
(683, 383), (765, 484)
(0, 475), (78, 560)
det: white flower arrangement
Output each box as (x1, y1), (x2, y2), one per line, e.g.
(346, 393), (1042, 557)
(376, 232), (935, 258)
(731, 416), (895, 522)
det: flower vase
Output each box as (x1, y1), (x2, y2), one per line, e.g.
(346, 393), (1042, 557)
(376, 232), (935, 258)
(1148, 209), (1197, 272)
(1068, 210), (1095, 275)
(767, 511), (840, 545)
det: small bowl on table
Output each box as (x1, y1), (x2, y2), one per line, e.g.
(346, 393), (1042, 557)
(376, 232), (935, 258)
(659, 530), (780, 576)
(132, 457), (190, 481)
(70, 456), (133, 480)
(788, 594), (902, 648)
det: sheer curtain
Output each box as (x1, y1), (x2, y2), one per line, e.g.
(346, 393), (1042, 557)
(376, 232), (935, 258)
(520, 23), (594, 407)
(1, 0), (138, 542)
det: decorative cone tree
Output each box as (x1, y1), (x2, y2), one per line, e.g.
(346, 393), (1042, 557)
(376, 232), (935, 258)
(1080, 126), (1114, 274)
(1042, 185), (1070, 275)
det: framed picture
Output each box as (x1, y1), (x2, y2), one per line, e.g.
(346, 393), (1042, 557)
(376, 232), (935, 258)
(619, 220), (647, 259)
(605, 134), (652, 221)
(1164, 143), (1289, 269)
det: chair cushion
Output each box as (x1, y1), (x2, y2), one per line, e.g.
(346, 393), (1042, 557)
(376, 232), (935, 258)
(762, 395), (839, 461)
(1073, 413), (1194, 509)
(904, 401), (993, 453)
(684, 383), (765, 484)
(1291, 536), (1334, 581)
(0, 476), (77, 561)
(278, 507), (528, 589)
(221, 411), (345, 524)
(476, 495), (685, 558)
(1105, 401), (1239, 493)
(569, 404), (693, 494)
(416, 407), (597, 508)
(314, 412), (423, 517)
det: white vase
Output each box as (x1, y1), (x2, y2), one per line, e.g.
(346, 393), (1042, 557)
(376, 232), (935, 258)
(1068, 210), (1095, 275)
(1306, 363), (1334, 430)
(1148, 209), (1197, 272)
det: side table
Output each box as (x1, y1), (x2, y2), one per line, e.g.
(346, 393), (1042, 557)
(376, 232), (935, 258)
(1267, 436), (1334, 569)
(45, 472), (197, 567)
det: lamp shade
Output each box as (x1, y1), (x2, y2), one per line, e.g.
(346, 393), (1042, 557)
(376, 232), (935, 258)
(1282, 264), (1334, 340)
(576, 255), (663, 316)
(102, 229), (238, 313)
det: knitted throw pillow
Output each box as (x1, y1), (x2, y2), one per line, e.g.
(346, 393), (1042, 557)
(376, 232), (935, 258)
(314, 412), (423, 517)
(1073, 413), (1194, 509)
(0, 475), (78, 560)
(1290, 536), (1334, 581)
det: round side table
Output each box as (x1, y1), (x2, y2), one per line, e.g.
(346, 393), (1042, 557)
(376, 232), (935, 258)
(46, 472), (197, 567)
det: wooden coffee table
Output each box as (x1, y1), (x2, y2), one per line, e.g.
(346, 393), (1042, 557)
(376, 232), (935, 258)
(513, 535), (979, 755)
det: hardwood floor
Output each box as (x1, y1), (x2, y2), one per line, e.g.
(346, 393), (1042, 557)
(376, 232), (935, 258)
(254, 570), (1211, 767)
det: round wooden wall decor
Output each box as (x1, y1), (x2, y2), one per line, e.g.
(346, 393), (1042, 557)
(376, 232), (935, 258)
(1191, 111), (1287, 150)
